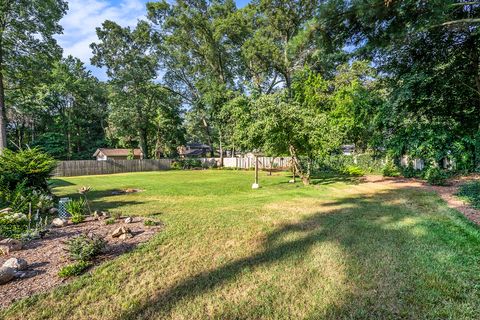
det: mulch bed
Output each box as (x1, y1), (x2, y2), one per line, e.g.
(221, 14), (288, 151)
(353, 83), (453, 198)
(0, 216), (163, 309)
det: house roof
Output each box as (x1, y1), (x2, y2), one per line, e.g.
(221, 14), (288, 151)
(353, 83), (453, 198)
(187, 143), (212, 150)
(183, 149), (207, 156)
(93, 148), (142, 157)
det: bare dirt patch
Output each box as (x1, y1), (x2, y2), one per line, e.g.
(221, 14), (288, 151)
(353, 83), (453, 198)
(0, 216), (162, 308)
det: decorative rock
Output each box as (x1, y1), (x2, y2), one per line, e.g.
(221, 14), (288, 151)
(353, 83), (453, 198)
(111, 226), (125, 237)
(0, 266), (15, 285)
(3, 258), (27, 271)
(0, 238), (22, 252)
(51, 218), (67, 227)
(124, 217), (133, 224)
(94, 210), (110, 220)
(119, 232), (133, 240)
(111, 226), (132, 238)
(48, 207), (59, 215)
(0, 245), (10, 255)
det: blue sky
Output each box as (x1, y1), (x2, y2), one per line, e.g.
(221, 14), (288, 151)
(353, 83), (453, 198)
(56, 0), (250, 80)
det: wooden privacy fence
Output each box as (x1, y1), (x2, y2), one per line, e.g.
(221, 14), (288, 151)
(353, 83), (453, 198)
(53, 159), (172, 177)
(52, 157), (292, 177)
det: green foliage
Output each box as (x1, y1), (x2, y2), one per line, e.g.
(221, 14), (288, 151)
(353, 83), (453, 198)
(0, 211), (29, 239)
(401, 164), (422, 179)
(144, 219), (161, 227)
(0, 0), (68, 150)
(424, 167), (448, 186)
(104, 218), (115, 225)
(66, 199), (87, 224)
(64, 233), (106, 261)
(58, 261), (92, 278)
(316, 154), (385, 175)
(0, 148), (57, 191)
(343, 165), (364, 177)
(456, 181), (480, 209)
(171, 159), (202, 170)
(382, 162), (401, 177)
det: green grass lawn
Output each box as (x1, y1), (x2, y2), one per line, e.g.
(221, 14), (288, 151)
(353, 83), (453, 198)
(3, 170), (480, 319)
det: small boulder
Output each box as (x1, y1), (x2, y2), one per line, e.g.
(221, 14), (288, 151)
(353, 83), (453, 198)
(111, 226), (132, 238)
(288, 179), (296, 184)
(51, 218), (67, 227)
(3, 258), (27, 271)
(124, 217), (133, 224)
(0, 266), (15, 285)
(0, 208), (13, 214)
(48, 207), (59, 215)
(119, 232), (133, 240)
(0, 238), (22, 252)
(0, 245), (9, 255)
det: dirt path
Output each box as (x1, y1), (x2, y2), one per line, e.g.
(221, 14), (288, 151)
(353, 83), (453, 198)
(366, 175), (480, 225)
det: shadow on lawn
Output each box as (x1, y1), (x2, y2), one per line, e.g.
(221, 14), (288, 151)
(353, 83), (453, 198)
(115, 185), (480, 319)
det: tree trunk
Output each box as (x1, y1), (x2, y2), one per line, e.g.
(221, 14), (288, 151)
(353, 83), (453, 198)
(219, 129), (224, 167)
(289, 145), (310, 185)
(0, 65), (7, 152)
(139, 127), (148, 159)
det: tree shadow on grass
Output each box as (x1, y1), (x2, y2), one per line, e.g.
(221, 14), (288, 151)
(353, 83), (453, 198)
(116, 185), (480, 319)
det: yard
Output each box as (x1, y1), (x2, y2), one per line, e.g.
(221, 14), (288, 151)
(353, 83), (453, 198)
(2, 170), (480, 319)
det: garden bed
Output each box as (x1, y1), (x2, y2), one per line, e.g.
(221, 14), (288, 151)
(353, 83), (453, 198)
(0, 216), (162, 308)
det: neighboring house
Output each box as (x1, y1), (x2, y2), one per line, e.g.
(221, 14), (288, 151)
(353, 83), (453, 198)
(93, 148), (143, 161)
(178, 143), (212, 158)
(341, 144), (355, 156)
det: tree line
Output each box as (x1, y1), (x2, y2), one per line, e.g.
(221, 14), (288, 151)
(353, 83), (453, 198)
(1, 0), (479, 183)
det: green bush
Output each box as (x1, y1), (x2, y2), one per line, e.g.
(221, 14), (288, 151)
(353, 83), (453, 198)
(401, 163), (422, 178)
(0, 148), (57, 191)
(171, 159), (203, 170)
(105, 218), (115, 225)
(456, 181), (480, 209)
(58, 261), (92, 277)
(343, 165), (365, 176)
(424, 167), (448, 186)
(382, 162), (401, 177)
(64, 233), (106, 261)
(0, 211), (29, 239)
(66, 199), (87, 224)
(144, 219), (161, 227)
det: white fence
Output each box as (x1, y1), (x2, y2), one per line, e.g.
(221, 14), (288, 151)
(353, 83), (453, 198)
(200, 157), (292, 169)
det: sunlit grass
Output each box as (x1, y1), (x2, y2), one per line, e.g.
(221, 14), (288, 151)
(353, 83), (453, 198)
(2, 170), (480, 319)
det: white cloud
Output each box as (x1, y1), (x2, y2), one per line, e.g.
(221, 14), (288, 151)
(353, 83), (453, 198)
(56, 0), (148, 79)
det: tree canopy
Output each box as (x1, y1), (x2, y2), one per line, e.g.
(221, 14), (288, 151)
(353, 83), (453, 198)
(0, 0), (478, 178)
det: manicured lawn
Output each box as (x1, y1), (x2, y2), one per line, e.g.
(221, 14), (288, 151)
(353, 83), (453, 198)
(3, 170), (480, 319)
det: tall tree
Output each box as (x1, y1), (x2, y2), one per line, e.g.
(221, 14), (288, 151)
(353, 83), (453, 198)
(0, 0), (67, 151)
(91, 20), (184, 158)
(321, 0), (480, 169)
(147, 0), (242, 162)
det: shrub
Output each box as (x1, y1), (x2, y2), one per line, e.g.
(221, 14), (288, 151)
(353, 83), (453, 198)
(171, 159), (203, 170)
(144, 219), (161, 227)
(382, 162), (401, 177)
(343, 165), (364, 177)
(0, 211), (29, 239)
(456, 181), (480, 209)
(64, 233), (106, 261)
(0, 148), (57, 191)
(66, 199), (87, 224)
(424, 167), (448, 186)
(58, 261), (92, 277)
(401, 163), (422, 178)
(105, 218), (115, 225)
